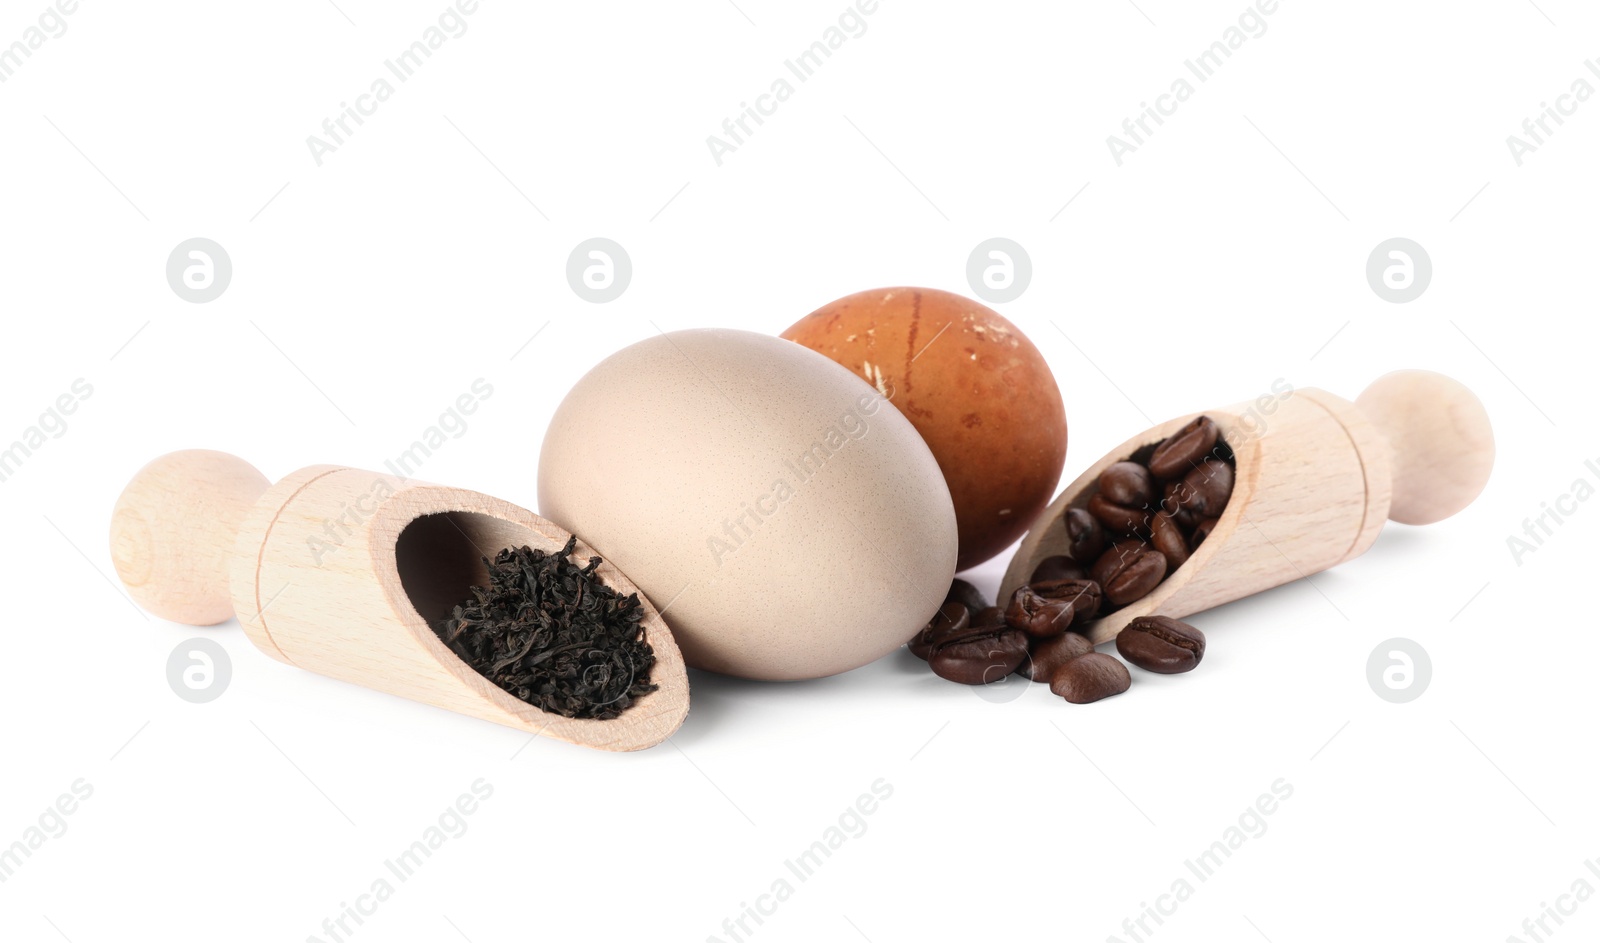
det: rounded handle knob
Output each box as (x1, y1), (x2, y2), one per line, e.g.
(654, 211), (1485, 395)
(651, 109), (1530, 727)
(1354, 370), (1494, 525)
(110, 450), (270, 625)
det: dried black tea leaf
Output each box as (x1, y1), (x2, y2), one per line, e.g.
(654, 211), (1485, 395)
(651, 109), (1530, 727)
(435, 537), (658, 720)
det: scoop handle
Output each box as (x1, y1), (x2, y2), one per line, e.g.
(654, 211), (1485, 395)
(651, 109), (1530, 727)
(109, 450), (270, 625)
(1353, 370), (1494, 525)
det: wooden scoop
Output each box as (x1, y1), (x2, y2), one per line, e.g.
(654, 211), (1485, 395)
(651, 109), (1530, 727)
(1000, 370), (1495, 644)
(109, 453), (689, 752)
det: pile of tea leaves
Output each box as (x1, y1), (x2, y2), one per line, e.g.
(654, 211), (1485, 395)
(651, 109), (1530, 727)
(436, 536), (658, 720)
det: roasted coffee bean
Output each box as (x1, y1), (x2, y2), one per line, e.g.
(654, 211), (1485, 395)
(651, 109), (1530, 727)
(1159, 479), (1199, 529)
(972, 606), (1006, 627)
(1091, 538), (1149, 587)
(1159, 479), (1182, 512)
(1190, 516), (1220, 550)
(1169, 506), (1199, 530)
(1148, 510), (1190, 570)
(1116, 616), (1205, 674)
(908, 601), (969, 660)
(1182, 458), (1234, 515)
(1100, 547), (1166, 607)
(1098, 461), (1155, 507)
(1103, 551), (1166, 607)
(1049, 652), (1131, 703)
(1047, 578), (1103, 625)
(1087, 493), (1152, 535)
(1148, 416), (1220, 480)
(944, 578), (989, 617)
(1031, 555), (1087, 584)
(1006, 579), (1102, 638)
(1163, 477), (1202, 516)
(1062, 508), (1107, 564)
(929, 625), (1029, 685)
(1020, 631), (1094, 682)
(1036, 423), (1234, 631)
(1005, 585), (1073, 638)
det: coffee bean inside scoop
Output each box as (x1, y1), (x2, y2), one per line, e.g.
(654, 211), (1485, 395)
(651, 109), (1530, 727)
(1147, 416), (1219, 479)
(1098, 461), (1155, 508)
(1053, 416), (1235, 615)
(1090, 539), (1166, 607)
(1031, 555), (1087, 583)
(1005, 579), (1101, 639)
(1061, 508), (1107, 564)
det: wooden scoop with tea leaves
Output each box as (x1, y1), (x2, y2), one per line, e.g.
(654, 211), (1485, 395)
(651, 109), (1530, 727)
(110, 451), (689, 752)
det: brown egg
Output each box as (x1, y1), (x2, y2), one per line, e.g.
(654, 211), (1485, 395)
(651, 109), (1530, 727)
(781, 287), (1068, 571)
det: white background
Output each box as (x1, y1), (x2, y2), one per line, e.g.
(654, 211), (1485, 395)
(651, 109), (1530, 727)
(2, 1), (1597, 941)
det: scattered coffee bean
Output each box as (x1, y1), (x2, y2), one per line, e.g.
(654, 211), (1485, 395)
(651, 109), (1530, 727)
(1098, 461), (1155, 508)
(1031, 555), (1087, 583)
(1182, 458), (1234, 515)
(1116, 616), (1206, 674)
(1148, 416), (1219, 479)
(909, 601), (970, 660)
(1020, 631), (1094, 682)
(1087, 493), (1152, 535)
(944, 578), (990, 618)
(1006, 579), (1102, 639)
(929, 624), (1030, 685)
(1148, 510), (1190, 570)
(1062, 508), (1107, 563)
(1049, 652), (1131, 703)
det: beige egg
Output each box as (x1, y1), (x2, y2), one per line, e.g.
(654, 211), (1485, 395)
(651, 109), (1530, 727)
(537, 328), (958, 680)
